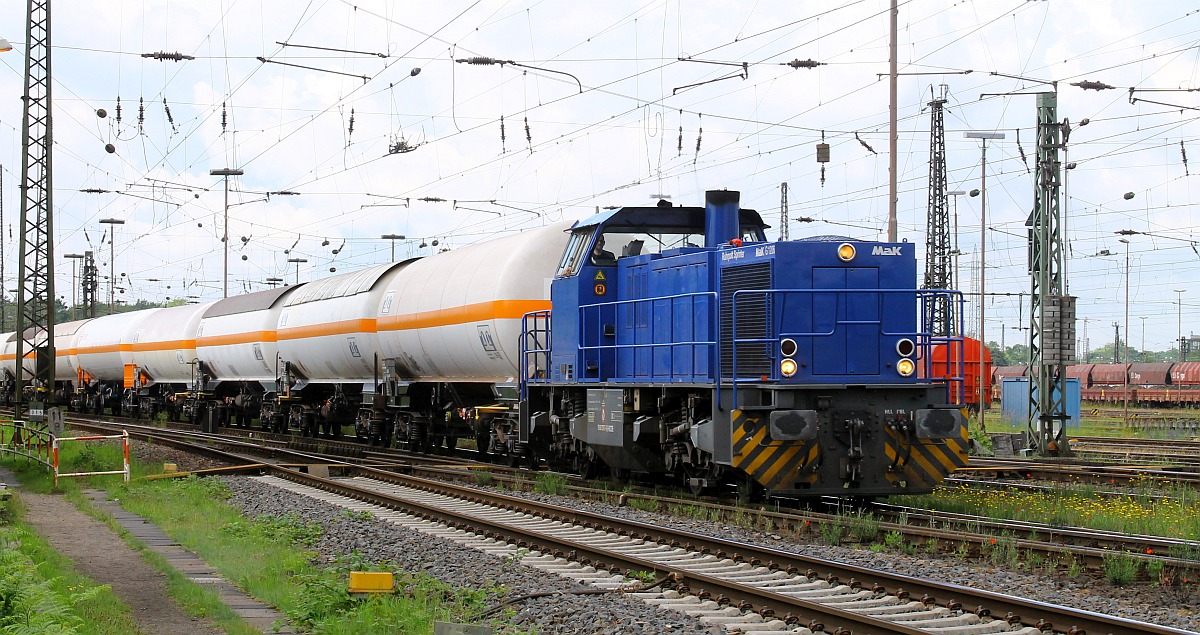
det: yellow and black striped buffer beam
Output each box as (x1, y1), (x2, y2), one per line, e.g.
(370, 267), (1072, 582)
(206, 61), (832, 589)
(883, 423), (969, 488)
(731, 410), (819, 491)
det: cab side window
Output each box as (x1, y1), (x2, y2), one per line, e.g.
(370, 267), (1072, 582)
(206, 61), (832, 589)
(556, 229), (596, 277)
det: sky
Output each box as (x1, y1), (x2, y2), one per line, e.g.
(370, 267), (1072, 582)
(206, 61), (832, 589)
(0, 0), (1198, 354)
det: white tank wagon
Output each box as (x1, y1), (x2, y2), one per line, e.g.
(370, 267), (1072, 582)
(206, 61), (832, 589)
(375, 221), (572, 381)
(364, 221), (572, 451)
(0, 320), (92, 406)
(52, 319), (91, 383)
(195, 286), (297, 384)
(132, 302), (216, 385)
(72, 309), (162, 415)
(73, 310), (164, 381)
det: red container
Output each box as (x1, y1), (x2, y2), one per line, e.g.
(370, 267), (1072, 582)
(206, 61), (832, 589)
(932, 338), (991, 407)
(1128, 362), (1173, 386)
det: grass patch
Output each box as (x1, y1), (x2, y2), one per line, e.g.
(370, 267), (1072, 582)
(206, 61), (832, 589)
(472, 469), (495, 487)
(110, 476), (526, 634)
(1103, 552), (1141, 586)
(892, 483), (1198, 540)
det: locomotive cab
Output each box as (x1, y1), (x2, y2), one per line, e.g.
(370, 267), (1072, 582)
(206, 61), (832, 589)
(546, 198), (767, 384)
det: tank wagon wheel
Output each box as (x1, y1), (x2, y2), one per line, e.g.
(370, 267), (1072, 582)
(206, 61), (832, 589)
(443, 435), (458, 453)
(354, 412), (371, 443)
(572, 453), (599, 479)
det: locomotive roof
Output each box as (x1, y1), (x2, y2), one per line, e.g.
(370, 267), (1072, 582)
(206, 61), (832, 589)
(572, 205), (767, 232)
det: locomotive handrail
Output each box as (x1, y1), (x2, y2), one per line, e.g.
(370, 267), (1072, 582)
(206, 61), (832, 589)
(728, 287), (965, 409)
(519, 310), (553, 402)
(575, 291), (720, 385)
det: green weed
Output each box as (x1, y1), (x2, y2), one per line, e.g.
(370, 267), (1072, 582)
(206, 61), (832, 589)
(1102, 553), (1140, 586)
(533, 473), (568, 496)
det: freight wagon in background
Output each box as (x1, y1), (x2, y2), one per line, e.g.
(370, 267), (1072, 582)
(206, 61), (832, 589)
(989, 361), (1200, 407)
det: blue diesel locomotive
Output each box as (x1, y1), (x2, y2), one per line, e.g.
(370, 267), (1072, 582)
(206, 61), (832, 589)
(519, 190), (968, 498)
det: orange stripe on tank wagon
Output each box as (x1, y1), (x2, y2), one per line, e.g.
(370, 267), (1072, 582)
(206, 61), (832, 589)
(277, 318), (378, 341)
(197, 331), (279, 347)
(377, 299), (550, 331)
(130, 339), (196, 352)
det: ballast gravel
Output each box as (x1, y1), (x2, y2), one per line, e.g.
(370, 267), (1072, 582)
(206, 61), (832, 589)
(219, 476), (722, 635)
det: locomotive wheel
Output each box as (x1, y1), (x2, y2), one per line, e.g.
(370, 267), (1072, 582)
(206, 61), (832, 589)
(444, 436), (457, 453)
(474, 433), (490, 457)
(733, 477), (765, 504)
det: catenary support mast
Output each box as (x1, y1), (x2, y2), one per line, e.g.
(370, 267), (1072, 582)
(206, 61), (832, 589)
(1027, 92), (1075, 456)
(923, 87), (951, 337)
(14, 0), (56, 423)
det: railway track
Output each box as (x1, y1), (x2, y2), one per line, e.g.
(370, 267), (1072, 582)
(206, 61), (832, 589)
(50, 414), (1200, 578)
(253, 465), (1192, 635)
(1068, 436), (1200, 465)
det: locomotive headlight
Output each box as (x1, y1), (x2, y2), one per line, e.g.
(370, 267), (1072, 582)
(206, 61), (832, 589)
(780, 358), (798, 377)
(780, 338), (798, 357)
(896, 358), (916, 377)
(895, 338), (916, 358)
(837, 243), (856, 262)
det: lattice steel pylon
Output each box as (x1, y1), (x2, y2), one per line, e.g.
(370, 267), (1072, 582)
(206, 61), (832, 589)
(81, 250), (97, 319)
(922, 87), (952, 336)
(1027, 91), (1075, 456)
(14, 0), (56, 423)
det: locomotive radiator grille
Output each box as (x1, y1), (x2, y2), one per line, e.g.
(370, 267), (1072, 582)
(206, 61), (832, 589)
(720, 261), (773, 378)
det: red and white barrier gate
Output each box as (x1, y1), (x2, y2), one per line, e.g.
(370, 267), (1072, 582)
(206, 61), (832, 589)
(52, 430), (130, 488)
